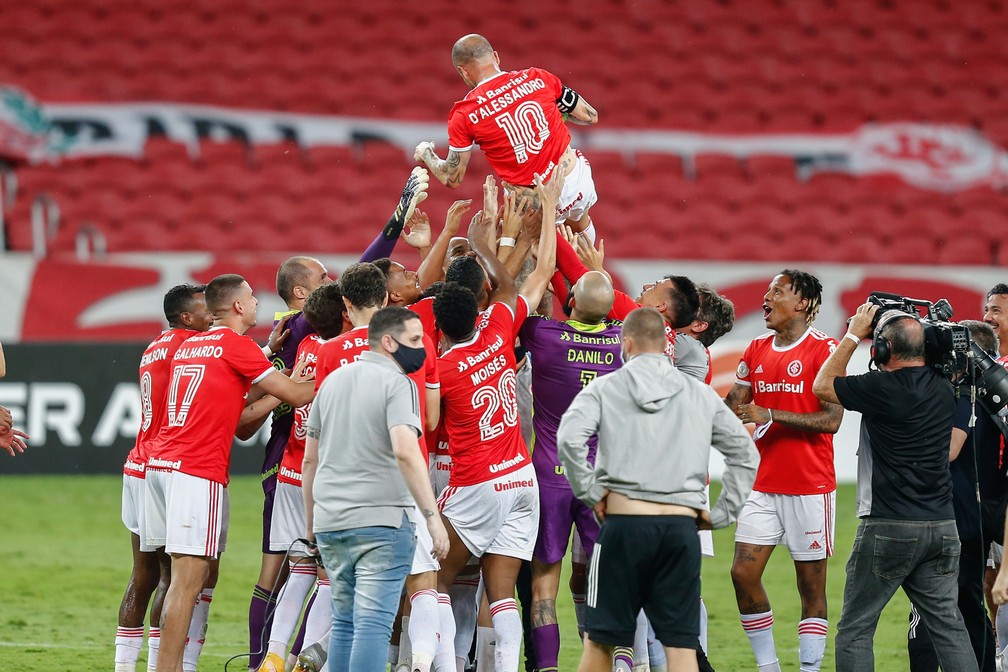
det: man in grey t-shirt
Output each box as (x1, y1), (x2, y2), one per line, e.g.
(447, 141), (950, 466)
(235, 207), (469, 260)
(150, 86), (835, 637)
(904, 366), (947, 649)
(302, 306), (448, 672)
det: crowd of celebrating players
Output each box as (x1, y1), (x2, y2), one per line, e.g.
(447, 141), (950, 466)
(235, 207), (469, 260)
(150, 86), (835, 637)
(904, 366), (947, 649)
(94, 33), (1008, 672)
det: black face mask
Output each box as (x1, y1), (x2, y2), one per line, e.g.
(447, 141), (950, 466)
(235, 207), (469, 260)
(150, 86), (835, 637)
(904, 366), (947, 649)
(391, 339), (426, 374)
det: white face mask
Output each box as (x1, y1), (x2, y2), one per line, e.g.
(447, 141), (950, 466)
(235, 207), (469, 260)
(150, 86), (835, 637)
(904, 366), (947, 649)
(620, 347), (630, 364)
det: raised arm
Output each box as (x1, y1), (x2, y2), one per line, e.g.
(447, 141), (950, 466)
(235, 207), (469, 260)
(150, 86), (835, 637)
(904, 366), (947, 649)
(415, 142), (472, 189)
(517, 173), (561, 310)
(416, 199), (472, 288)
(813, 303), (877, 404)
(558, 86), (598, 126)
(468, 178), (517, 309)
(360, 167), (431, 262)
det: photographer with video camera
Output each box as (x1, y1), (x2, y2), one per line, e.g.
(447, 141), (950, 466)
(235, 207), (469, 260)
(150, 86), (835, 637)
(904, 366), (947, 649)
(812, 299), (979, 672)
(906, 319), (1002, 672)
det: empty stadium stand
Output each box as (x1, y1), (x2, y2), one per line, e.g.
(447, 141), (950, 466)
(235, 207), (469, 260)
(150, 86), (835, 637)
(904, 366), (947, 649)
(0, 0), (1005, 263)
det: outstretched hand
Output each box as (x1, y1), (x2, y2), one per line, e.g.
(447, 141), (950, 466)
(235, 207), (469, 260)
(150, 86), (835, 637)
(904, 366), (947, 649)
(402, 209), (432, 249)
(267, 313), (292, 356)
(0, 427), (28, 457)
(444, 199), (473, 236)
(392, 167), (431, 227)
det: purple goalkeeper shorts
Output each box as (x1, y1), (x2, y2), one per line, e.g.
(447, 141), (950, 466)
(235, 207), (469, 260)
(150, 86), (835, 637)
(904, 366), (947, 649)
(534, 483), (599, 565)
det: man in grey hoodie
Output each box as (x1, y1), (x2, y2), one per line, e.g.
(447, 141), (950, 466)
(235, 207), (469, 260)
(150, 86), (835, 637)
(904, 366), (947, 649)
(557, 307), (759, 672)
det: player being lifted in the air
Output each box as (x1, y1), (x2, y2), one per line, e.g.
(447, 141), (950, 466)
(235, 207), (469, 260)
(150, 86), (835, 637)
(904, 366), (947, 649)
(415, 33), (600, 239)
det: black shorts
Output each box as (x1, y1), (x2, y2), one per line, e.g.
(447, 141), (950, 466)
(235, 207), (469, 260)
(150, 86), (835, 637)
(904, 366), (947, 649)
(585, 514), (700, 649)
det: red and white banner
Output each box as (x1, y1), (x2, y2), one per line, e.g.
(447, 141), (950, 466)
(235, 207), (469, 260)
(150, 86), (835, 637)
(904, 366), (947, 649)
(2, 251), (1001, 347)
(3, 83), (1007, 192)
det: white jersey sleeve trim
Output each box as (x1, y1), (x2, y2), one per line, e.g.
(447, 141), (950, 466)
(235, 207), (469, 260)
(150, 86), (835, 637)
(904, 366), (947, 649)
(252, 367), (274, 385)
(448, 144), (474, 153)
(425, 382), (441, 389)
(735, 379), (752, 387)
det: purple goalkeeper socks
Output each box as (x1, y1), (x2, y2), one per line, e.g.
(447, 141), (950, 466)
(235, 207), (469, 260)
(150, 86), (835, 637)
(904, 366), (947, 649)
(530, 623), (561, 672)
(248, 584), (277, 668)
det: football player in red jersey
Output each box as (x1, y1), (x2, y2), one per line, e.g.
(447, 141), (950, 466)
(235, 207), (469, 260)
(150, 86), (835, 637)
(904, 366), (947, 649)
(415, 34), (600, 238)
(113, 285), (212, 672)
(432, 174), (557, 672)
(146, 275), (315, 672)
(725, 270), (844, 672)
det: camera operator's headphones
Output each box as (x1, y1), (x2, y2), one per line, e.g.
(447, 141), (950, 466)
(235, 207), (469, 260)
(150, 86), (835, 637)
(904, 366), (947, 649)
(871, 310), (919, 366)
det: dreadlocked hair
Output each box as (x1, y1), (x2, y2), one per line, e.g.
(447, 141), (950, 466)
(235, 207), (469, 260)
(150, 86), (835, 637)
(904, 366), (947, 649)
(780, 269), (823, 325)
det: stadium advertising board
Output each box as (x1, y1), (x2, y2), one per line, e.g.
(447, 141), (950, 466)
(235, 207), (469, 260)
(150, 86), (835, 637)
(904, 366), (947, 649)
(0, 343), (270, 475)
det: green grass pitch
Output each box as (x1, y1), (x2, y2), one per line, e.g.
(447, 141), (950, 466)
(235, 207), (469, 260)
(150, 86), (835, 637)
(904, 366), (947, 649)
(0, 476), (912, 671)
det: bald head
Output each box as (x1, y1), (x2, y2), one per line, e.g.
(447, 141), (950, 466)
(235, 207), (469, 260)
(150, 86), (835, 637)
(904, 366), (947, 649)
(623, 307), (668, 356)
(571, 271), (615, 324)
(881, 315), (926, 363)
(452, 34), (494, 67)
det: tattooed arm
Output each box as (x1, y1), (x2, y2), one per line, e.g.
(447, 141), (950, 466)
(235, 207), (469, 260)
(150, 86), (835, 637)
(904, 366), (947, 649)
(414, 142), (471, 188)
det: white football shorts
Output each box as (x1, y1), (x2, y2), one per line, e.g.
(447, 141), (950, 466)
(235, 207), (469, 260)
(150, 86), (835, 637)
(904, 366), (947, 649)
(735, 490), (835, 561)
(269, 481), (309, 555)
(438, 463), (540, 561)
(122, 473), (155, 551)
(555, 150), (598, 226)
(145, 469), (229, 558)
(409, 505), (440, 575)
(430, 453), (452, 498)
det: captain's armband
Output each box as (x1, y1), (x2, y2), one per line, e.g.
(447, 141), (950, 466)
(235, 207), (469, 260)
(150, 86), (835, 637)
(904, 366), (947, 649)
(557, 86), (581, 115)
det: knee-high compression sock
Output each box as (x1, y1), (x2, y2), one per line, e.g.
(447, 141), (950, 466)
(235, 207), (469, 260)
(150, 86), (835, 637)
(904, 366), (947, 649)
(288, 589), (315, 668)
(581, 222), (597, 245)
(530, 623), (560, 672)
(448, 575), (479, 671)
(114, 626), (144, 671)
(489, 598), (521, 672)
(741, 611), (781, 671)
(409, 589), (440, 672)
(267, 562), (316, 657)
(798, 618), (828, 672)
(434, 594), (457, 672)
(145, 627), (160, 672)
(182, 589), (213, 672)
(302, 579), (331, 649)
(476, 627), (496, 672)
(248, 584), (278, 669)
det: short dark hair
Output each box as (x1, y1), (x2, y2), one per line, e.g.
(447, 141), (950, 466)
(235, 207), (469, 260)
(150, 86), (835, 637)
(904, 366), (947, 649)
(781, 269), (824, 324)
(163, 283), (206, 327)
(368, 306), (420, 347)
(422, 281), (446, 299)
(340, 262), (388, 309)
(988, 283), (1008, 299)
(695, 284), (735, 348)
(205, 274), (247, 314)
(371, 257), (393, 277)
(961, 319), (999, 356)
(276, 257), (315, 304)
(624, 307), (668, 350)
(664, 275), (700, 329)
(303, 283), (346, 340)
(882, 315), (925, 361)
(446, 256), (487, 299)
(433, 282), (480, 341)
